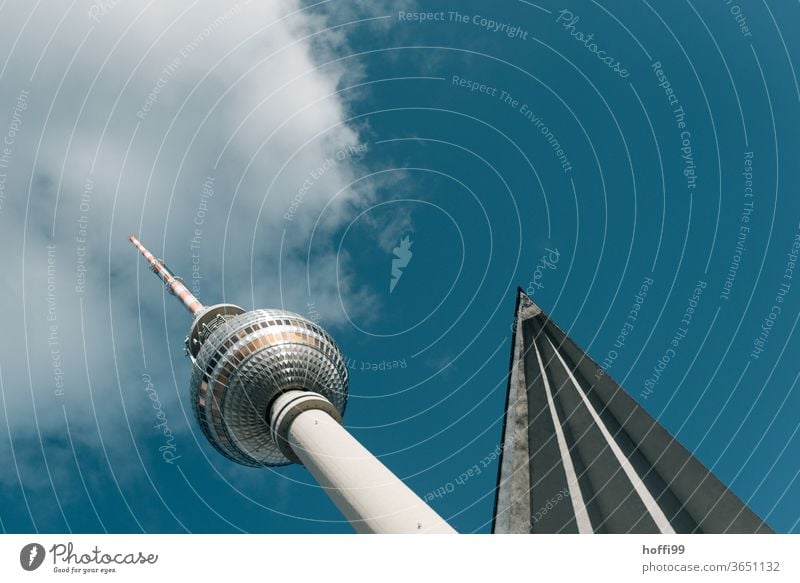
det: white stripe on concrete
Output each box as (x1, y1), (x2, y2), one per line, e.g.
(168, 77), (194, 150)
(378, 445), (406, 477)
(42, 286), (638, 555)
(534, 341), (594, 534)
(546, 337), (676, 534)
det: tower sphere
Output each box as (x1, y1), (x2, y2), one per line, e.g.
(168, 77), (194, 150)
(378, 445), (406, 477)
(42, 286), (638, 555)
(189, 306), (349, 466)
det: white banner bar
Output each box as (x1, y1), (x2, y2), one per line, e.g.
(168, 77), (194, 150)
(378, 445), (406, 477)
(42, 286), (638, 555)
(0, 534), (796, 582)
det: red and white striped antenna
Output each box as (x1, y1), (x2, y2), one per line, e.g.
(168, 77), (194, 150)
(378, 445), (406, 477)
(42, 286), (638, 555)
(129, 234), (204, 315)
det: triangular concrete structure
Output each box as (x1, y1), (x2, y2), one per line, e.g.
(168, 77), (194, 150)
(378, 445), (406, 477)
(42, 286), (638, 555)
(493, 290), (771, 534)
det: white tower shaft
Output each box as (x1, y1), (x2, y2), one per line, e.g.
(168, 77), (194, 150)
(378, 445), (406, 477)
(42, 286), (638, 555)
(271, 392), (456, 534)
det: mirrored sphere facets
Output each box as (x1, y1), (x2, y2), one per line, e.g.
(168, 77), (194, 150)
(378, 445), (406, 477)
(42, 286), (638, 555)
(189, 309), (348, 466)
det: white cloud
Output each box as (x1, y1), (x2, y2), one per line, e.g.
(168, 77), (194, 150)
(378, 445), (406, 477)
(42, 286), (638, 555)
(0, 0), (390, 499)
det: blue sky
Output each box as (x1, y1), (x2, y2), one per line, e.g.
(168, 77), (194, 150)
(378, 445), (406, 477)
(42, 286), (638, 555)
(1, 0), (799, 534)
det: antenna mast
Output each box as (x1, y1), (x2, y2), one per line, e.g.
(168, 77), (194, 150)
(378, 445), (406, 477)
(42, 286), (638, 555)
(129, 235), (204, 315)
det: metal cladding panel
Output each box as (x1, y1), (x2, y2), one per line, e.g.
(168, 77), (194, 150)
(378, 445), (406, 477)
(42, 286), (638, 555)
(493, 290), (772, 534)
(190, 309), (349, 467)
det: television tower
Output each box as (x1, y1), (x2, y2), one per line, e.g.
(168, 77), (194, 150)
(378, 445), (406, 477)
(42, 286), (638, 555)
(129, 235), (455, 534)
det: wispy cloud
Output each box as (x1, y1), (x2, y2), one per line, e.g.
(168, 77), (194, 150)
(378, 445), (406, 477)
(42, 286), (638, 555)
(0, 1), (391, 508)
